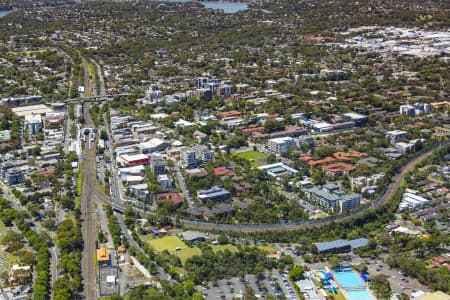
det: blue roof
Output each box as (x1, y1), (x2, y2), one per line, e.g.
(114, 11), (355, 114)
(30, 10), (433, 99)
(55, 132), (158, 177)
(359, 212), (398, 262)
(315, 238), (369, 252)
(348, 238), (369, 249)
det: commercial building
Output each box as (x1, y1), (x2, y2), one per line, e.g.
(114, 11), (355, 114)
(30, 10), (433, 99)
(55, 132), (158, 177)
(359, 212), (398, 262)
(157, 174), (173, 188)
(25, 114), (42, 134)
(315, 238), (369, 254)
(150, 153), (166, 175)
(96, 247), (111, 266)
(305, 183), (361, 212)
(180, 147), (197, 168)
(268, 137), (295, 153)
(399, 103), (431, 116)
(258, 163), (298, 178)
(117, 153), (150, 166)
(386, 130), (408, 144)
(180, 146), (212, 168)
(197, 186), (231, 202)
(3, 168), (24, 185)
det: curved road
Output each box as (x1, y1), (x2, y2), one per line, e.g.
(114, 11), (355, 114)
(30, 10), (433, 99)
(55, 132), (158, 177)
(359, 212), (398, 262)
(171, 142), (448, 232)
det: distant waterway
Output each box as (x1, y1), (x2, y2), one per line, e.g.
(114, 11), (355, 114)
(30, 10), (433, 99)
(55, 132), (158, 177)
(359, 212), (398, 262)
(0, 10), (13, 18)
(161, 0), (248, 13)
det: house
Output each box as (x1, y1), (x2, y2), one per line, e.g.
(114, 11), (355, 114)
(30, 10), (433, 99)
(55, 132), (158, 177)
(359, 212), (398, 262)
(156, 192), (183, 208)
(96, 247), (111, 266)
(211, 203), (234, 217)
(9, 265), (32, 284)
(214, 166), (235, 177)
(193, 130), (208, 143)
(197, 186), (231, 202)
(322, 162), (356, 176)
(233, 182), (253, 195)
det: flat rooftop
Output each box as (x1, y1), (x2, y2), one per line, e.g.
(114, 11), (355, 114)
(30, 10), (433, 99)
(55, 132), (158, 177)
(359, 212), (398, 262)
(12, 104), (54, 117)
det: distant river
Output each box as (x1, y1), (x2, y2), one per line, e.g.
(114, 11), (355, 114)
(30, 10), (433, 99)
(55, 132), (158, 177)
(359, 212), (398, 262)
(161, 0), (248, 13)
(0, 10), (13, 18)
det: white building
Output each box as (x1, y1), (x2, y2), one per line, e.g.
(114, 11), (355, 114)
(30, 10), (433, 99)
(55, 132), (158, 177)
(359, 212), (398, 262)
(25, 114), (42, 134)
(386, 130), (408, 144)
(268, 137), (295, 153)
(180, 147), (197, 168)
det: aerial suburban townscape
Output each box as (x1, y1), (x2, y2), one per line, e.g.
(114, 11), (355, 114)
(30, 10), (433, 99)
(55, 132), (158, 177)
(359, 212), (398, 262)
(0, 0), (448, 300)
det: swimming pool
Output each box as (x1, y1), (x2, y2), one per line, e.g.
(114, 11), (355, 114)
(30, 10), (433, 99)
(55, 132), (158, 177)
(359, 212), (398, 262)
(334, 272), (365, 288)
(346, 289), (375, 300)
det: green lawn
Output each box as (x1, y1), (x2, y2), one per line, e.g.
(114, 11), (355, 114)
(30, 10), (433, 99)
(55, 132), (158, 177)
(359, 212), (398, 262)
(258, 245), (277, 253)
(212, 244), (238, 253)
(235, 151), (267, 167)
(328, 291), (346, 300)
(146, 235), (187, 253)
(176, 247), (202, 265)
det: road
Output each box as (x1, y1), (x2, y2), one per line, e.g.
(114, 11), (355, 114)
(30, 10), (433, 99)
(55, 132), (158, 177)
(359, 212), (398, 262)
(0, 182), (59, 290)
(174, 162), (195, 209)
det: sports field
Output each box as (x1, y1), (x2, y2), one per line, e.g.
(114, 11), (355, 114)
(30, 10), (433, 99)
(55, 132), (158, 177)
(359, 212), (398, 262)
(212, 244), (238, 253)
(177, 247), (202, 264)
(235, 151), (267, 166)
(147, 235), (186, 252)
(143, 235), (203, 264)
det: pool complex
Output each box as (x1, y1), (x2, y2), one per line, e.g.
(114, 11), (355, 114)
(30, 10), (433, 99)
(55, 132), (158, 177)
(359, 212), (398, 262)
(334, 271), (375, 300)
(346, 289), (375, 300)
(333, 271), (365, 289)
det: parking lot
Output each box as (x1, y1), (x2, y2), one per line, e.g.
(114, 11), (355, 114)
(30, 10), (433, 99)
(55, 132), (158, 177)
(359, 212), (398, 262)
(202, 270), (298, 300)
(367, 261), (429, 295)
(99, 265), (119, 297)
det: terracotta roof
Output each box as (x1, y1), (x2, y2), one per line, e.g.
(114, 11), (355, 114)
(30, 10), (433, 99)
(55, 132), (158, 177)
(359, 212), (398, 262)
(214, 167), (235, 177)
(218, 111), (241, 118)
(156, 192), (183, 206)
(97, 247), (110, 262)
(307, 156), (337, 166)
(322, 162), (356, 173)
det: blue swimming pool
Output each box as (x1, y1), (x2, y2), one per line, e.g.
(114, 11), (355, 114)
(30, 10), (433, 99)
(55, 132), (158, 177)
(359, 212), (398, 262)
(346, 289), (375, 300)
(334, 272), (365, 288)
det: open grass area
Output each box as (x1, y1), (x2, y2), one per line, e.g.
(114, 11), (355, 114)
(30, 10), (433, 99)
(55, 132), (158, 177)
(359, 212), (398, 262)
(258, 245), (277, 253)
(147, 235), (187, 253)
(176, 247), (202, 265)
(235, 151), (267, 167)
(328, 291), (346, 300)
(212, 244), (238, 253)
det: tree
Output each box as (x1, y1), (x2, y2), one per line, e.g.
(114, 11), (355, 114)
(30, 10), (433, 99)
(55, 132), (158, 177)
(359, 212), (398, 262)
(371, 274), (392, 300)
(289, 266), (304, 281)
(217, 235), (228, 245)
(100, 130), (108, 141)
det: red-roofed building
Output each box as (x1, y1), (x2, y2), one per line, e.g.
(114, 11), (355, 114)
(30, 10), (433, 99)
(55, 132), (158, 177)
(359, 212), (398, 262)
(307, 156), (337, 166)
(218, 111), (242, 119)
(241, 126), (264, 135)
(214, 167), (235, 177)
(322, 162), (356, 176)
(156, 192), (183, 208)
(333, 151), (367, 161)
